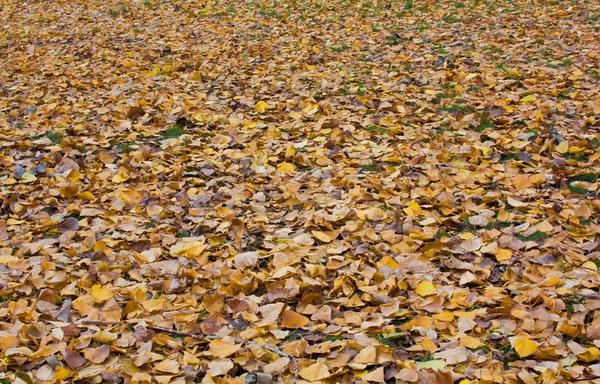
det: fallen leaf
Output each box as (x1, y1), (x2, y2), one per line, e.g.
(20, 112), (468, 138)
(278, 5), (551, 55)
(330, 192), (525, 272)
(277, 162), (295, 172)
(83, 345), (110, 364)
(495, 248), (513, 261)
(209, 339), (242, 359)
(91, 284), (112, 302)
(281, 310), (309, 328)
(63, 349), (87, 369)
(299, 362), (330, 381)
(311, 230), (332, 243)
(514, 335), (537, 357)
(256, 101), (269, 113)
(415, 281), (437, 297)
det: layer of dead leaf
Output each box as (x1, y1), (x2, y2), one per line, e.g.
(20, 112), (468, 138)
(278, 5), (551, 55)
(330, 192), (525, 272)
(1, 0), (600, 383)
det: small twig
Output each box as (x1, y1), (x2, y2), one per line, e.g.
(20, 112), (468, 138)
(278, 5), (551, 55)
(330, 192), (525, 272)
(573, 293), (600, 300)
(79, 321), (298, 383)
(79, 320), (122, 325)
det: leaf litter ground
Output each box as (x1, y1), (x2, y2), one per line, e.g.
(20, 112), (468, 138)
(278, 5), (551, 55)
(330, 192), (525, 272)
(1, 0), (600, 383)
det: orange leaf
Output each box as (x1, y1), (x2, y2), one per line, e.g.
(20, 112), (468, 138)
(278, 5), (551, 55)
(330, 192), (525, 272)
(281, 310), (309, 328)
(209, 339), (242, 358)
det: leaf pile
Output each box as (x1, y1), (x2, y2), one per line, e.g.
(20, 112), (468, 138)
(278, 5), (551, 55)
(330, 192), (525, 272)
(1, 0), (600, 383)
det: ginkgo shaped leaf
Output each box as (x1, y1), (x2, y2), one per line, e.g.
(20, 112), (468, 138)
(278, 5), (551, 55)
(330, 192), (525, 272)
(495, 248), (513, 261)
(209, 339), (242, 358)
(514, 335), (537, 357)
(415, 281), (436, 297)
(170, 240), (206, 258)
(299, 362), (330, 381)
(277, 162), (295, 172)
(91, 284), (112, 302)
(255, 101), (269, 112)
(281, 310), (309, 328)
(311, 230), (332, 243)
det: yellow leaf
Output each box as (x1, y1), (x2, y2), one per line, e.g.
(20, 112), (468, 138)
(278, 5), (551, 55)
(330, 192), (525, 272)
(112, 167), (130, 183)
(277, 162), (295, 172)
(380, 116), (394, 126)
(19, 172), (37, 183)
(281, 310), (309, 328)
(299, 362), (330, 381)
(582, 261), (598, 271)
(416, 360), (446, 371)
(78, 191), (95, 200)
(0, 255), (18, 264)
(302, 104), (319, 115)
(420, 337), (439, 353)
(311, 230), (331, 243)
(285, 146), (296, 158)
(170, 240), (207, 258)
(93, 329), (118, 344)
(415, 281), (436, 297)
(94, 240), (108, 253)
(578, 347), (600, 362)
(495, 248), (513, 262)
(460, 336), (483, 349)
(433, 312), (455, 322)
(55, 367), (72, 380)
(380, 256), (401, 269)
(506, 69), (520, 78)
(354, 370), (369, 378)
(555, 141), (569, 154)
(255, 101), (269, 113)
(542, 275), (560, 287)
(91, 284), (112, 303)
(497, 209), (511, 222)
(521, 94), (537, 103)
(514, 335), (537, 357)
(404, 201), (422, 216)
(209, 339), (242, 359)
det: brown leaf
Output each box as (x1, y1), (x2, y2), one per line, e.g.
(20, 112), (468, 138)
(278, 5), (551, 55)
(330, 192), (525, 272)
(59, 217), (79, 232)
(63, 348), (87, 369)
(83, 345), (110, 364)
